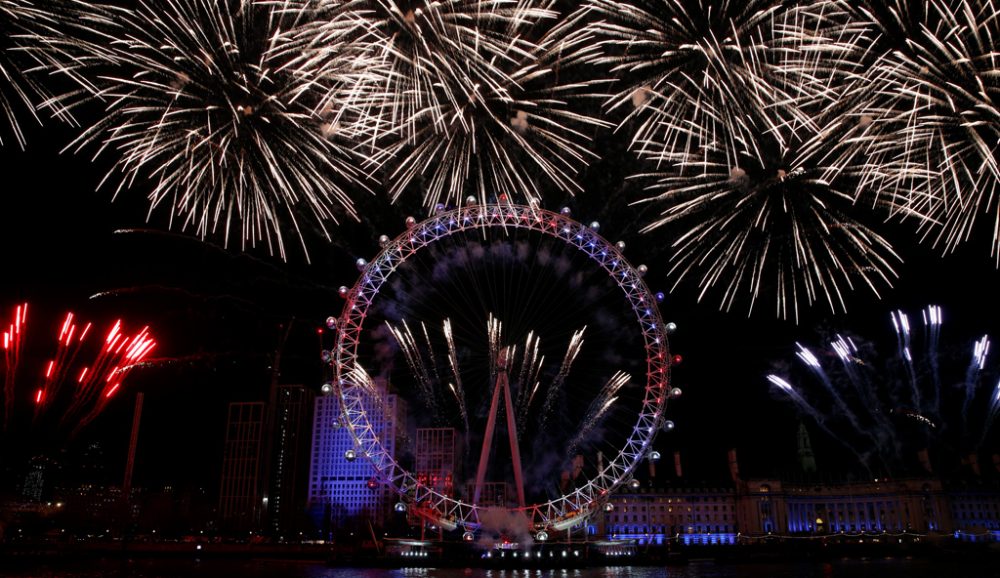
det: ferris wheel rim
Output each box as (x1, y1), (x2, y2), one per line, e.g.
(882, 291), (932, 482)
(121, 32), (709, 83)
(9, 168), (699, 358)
(331, 202), (673, 533)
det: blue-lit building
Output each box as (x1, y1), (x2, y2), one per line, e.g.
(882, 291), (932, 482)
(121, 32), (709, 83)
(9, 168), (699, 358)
(948, 481), (1000, 542)
(601, 486), (739, 546)
(306, 379), (405, 535)
(739, 478), (951, 535)
(591, 448), (1000, 545)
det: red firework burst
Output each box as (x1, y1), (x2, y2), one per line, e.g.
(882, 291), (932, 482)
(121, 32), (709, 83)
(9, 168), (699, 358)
(2, 302), (156, 436)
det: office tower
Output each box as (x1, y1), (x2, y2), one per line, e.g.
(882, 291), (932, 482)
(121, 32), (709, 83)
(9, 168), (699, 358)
(306, 379), (404, 534)
(218, 401), (265, 532)
(265, 384), (315, 537)
(415, 427), (458, 496)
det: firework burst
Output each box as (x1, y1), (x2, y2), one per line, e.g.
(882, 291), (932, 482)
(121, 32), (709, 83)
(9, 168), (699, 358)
(587, 1), (904, 321)
(633, 117), (903, 322)
(283, 0), (610, 209)
(567, 369), (629, 455)
(575, 0), (818, 165)
(1, 0), (49, 148)
(1, 302), (156, 436)
(0, 0), (111, 147)
(384, 313), (594, 437)
(827, 0), (1000, 262)
(768, 305), (1000, 476)
(57, 0), (379, 261)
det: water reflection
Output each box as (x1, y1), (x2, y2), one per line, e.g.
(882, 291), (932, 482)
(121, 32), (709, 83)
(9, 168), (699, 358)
(1, 559), (997, 578)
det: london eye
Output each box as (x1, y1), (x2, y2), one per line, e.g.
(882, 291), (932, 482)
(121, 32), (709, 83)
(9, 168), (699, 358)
(329, 202), (678, 540)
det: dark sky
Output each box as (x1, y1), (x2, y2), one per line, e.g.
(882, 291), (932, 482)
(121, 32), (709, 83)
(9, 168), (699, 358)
(3, 99), (1000, 496)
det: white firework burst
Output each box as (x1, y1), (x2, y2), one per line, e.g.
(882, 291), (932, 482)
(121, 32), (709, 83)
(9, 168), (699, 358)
(281, 0), (610, 210)
(827, 0), (1000, 263)
(1, 0), (115, 147)
(574, 0), (818, 165)
(585, 1), (905, 321)
(57, 0), (381, 261)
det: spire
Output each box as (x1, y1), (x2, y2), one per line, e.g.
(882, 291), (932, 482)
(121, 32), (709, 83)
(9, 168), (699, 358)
(797, 421), (817, 474)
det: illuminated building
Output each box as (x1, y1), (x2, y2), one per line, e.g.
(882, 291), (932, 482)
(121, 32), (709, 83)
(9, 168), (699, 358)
(306, 378), (405, 534)
(601, 486), (739, 546)
(947, 482), (1000, 542)
(736, 478), (951, 535)
(218, 401), (265, 532)
(592, 450), (1000, 544)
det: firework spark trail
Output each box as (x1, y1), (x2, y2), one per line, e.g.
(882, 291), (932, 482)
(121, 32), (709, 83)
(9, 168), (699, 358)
(63, 321), (154, 417)
(578, 0), (903, 321)
(522, 380), (541, 421)
(487, 313), (502, 379)
(284, 0), (610, 209)
(0, 0), (114, 147)
(796, 342), (865, 432)
(1, 0), (43, 148)
(826, 0), (1000, 261)
(890, 310), (922, 412)
(568, 395), (618, 457)
(35, 313), (92, 417)
(514, 331), (538, 397)
(785, 342), (901, 473)
(962, 335), (991, 438)
(442, 318), (469, 434)
(767, 374), (872, 469)
(2, 303), (28, 429)
(386, 320), (439, 415)
(380, 1), (609, 209)
(567, 370), (630, 455)
(775, 305), (1000, 473)
(49, 0), (378, 262)
(829, 334), (891, 434)
(923, 305), (943, 414)
(576, 0), (806, 164)
(69, 323), (155, 435)
(982, 380), (1000, 449)
(540, 326), (586, 429)
(420, 321), (443, 387)
(5, 306), (157, 437)
(514, 331), (542, 435)
(346, 363), (385, 418)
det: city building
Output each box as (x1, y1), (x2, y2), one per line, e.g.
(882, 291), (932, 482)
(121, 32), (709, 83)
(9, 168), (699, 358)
(946, 480), (1000, 541)
(264, 383), (315, 538)
(601, 485), (738, 546)
(735, 477), (951, 535)
(306, 379), (406, 535)
(415, 427), (458, 496)
(21, 455), (59, 503)
(218, 401), (265, 532)
(592, 449), (1000, 545)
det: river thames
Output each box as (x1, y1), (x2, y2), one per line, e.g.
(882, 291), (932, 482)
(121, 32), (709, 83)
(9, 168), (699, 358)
(3, 558), (1000, 578)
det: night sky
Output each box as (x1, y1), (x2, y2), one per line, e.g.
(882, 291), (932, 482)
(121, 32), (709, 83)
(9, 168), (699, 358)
(3, 87), (1000, 497)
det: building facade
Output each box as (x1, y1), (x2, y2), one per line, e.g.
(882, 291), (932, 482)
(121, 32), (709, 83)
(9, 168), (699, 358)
(218, 401), (265, 532)
(594, 473), (1000, 544)
(415, 427), (458, 496)
(306, 380), (405, 535)
(735, 478), (951, 535)
(264, 384), (316, 537)
(600, 486), (739, 546)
